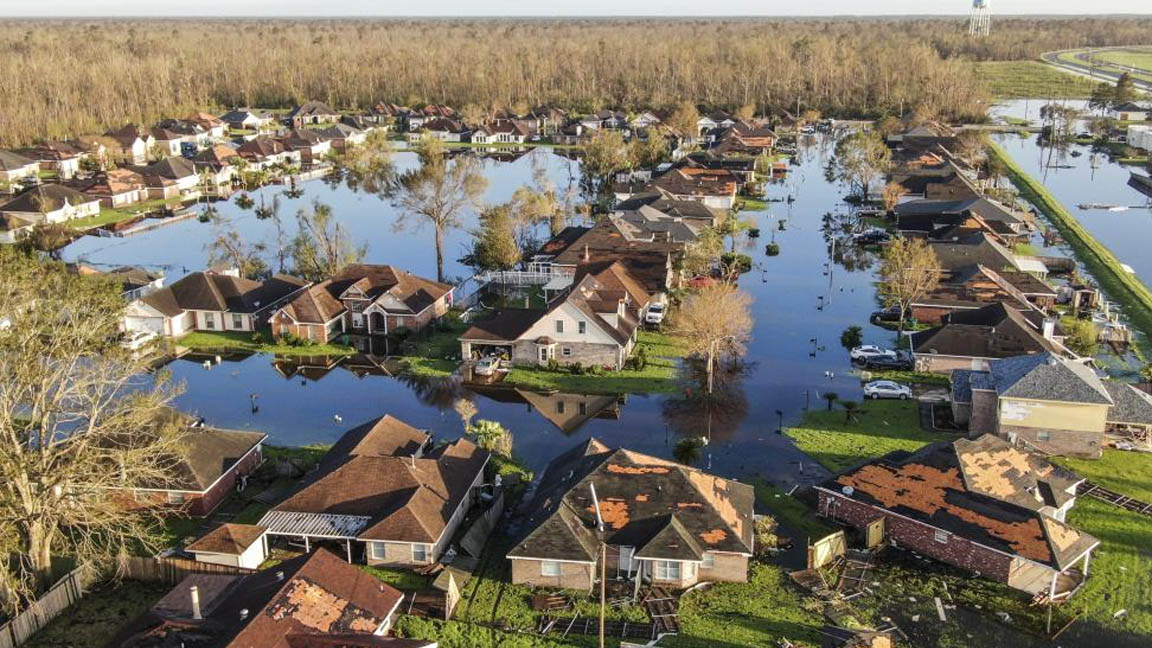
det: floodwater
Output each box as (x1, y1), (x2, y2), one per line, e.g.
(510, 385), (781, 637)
(62, 139), (895, 485)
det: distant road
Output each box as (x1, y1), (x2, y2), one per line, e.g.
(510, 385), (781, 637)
(1040, 48), (1152, 93)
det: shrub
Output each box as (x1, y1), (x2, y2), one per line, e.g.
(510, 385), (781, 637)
(721, 252), (753, 273)
(629, 345), (649, 371)
(568, 362), (585, 375)
(250, 331), (265, 345)
(765, 242), (780, 256)
(546, 358), (561, 372)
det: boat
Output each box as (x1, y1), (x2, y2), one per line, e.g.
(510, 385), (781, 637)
(1130, 171), (1152, 195)
(1078, 202), (1127, 211)
(1107, 205), (1130, 212)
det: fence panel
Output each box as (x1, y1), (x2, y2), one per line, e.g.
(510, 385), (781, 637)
(118, 555), (256, 585)
(0, 565), (98, 648)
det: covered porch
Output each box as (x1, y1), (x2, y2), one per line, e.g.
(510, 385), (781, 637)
(257, 509), (370, 564)
(1008, 545), (1095, 601)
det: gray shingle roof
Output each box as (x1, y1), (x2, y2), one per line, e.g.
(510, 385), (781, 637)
(989, 353), (1112, 405)
(1103, 382), (1152, 425)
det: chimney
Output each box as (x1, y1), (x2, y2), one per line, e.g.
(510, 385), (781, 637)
(1042, 318), (1057, 340)
(583, 245), (590, 262)
(190, 585), (202, 620)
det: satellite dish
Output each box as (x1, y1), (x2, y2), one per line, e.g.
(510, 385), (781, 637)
(841, 485), (855, 496)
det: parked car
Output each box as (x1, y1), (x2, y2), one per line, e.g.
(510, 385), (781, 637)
(850, 345), (896, 361)
(853, 229), (891, 245)
(645, 303), (667, 325)
(863, 380), (912, 400)
(474, 356), (501, 376)
(869, 308), (901, 324)
(863, 352), (913, 371)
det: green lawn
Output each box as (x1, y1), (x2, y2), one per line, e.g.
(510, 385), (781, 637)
(503, 330), (685, 395)
(666, 562), (823, 648)
(1094, 48), (1152, 74)
(739, 198), (769, 211)
(858, 368), (950, 386)
(753, 480), (836, 542)
(975, 61), (1098, 99)
(176, 329), (355, 357)
(784, 399), (937, 472)
(24, 580), (169, 648)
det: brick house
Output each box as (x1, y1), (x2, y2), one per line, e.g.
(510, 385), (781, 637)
(287, 100), (341, 128)
(908, 264), (1057, 325)
(270, 264), (454, 342)
(458, 261), (649, 370)
(951, 353), (1152, 457)
(908, 303), (1065, 374)
(815, 435), (1098, 599)
(507, 438), (754, 591)
(123, 270), (309, 338)
(614, 167), (740, 210)
(258, 415), (489, 567)
(125, 427), (266, 516)
(112, 549), (413, 647)
(895, 197), (1033, 243)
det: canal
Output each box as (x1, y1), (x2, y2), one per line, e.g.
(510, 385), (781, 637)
(61, 138), (894, 486)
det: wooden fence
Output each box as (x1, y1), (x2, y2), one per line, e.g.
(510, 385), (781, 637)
(0, 565), (99, 648)
(117, 555), (256, 585)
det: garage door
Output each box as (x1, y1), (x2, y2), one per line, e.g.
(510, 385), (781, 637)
(124, 316), (164, 335)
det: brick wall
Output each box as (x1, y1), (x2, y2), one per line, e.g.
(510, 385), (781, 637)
(816, 490), (1014, 583)
(190, 444), (263, 516)
(365, 541), (433, 567)
(969, 390), (998, 438)
(999, 425), (1103, 458)
(910, 305), (952, 325)
(510, 558), (595, 590)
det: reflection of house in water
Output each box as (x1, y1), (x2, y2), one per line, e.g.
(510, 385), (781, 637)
(344, 353), (404, 378)
(177, 350), (255, 365)
(469, 386), (623, 433)
(271, 354), (343, 382)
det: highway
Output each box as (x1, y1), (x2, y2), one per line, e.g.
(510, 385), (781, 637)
(1040, 48), (1152, 93)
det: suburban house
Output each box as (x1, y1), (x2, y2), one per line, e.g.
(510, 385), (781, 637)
(930, 232), (1051, 280)
(258, 415), (489, 567)
(0, 184), (100, 224)
(70, 168), (147, 208)
(193, 144), (242, 191)
(892, 159), (980, 201)
(406, 104), (457, 131)
(896, 197), (1033, 243)
(0, 150), (39, 184)
(951, 352), (1152, 457)
(150, 127), (190, 157)
(270, 264), (454, 341)
(908, 303), (1065, 373)
(122, 425), (266, 516)
(123, 270), (308, 338)
(154, 118), (209, 150)
(18, 140), (87, 179)
(288, 100), (341, 127)
(616, 167), (740, 210)
(909, 264), (1058, 325)
(112, 549), (413, 647)
(237, 137), (302, 169)
(186, 523), (269, 569)
(68, 263), (165, 300)
(132, 156), (202, 201)
(531, 219), (682, 297)
(1110, 101), (1149, 121)
(815, 435), (1098, 599)
(409, 118), (469, 143)
(316, 123), (369, 151)
(613, 189), (724, 226)
(507, 438), (755, 590)
(613, 205), (703, 245)
(104, 124), (155, 165)
(630, 111), (663, 130)
(280, 129), (333, 164)
(459, 261), (649, 370)
(184, 111), (228, 139)
(219, 108), (276, 132)
(708, 121), (777, 156)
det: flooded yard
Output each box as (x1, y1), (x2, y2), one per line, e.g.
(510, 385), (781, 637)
(63, 139), (900, 484)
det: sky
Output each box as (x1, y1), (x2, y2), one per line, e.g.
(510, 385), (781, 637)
(3, 1), (1149, 17)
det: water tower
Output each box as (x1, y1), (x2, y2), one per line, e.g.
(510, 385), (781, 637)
(968, 0), (991, 37)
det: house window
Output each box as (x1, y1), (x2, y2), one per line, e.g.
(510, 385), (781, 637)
(167, 492), (187, 505)
(555, 320), (564, 334)
(702, 553), (716, 569)
(369, 542), (386, 560)
(578, 402), (588, 415)
(1038, 431), (1052, 442)
(578, 321), (587, 334)
(562, 347), (572, 357)
(204, 313), (216, 329)
(231, 313), (243, 329)
(280, 323), (289, 336)
(934, 530), (949, 544)
(655, 560), (681, 581)
(412, 544), (428, 562)
(541, 561), (562, 577)
(556, 401), (566, 414)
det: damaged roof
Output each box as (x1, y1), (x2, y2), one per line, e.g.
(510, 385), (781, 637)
(508, 438), (755, 564)
(953, 435), (1082, 511)
(824, 439), (1097, 569)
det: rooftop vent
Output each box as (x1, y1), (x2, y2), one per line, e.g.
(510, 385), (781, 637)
(239, 608), (249, 622)
(841, 485), (855, 496)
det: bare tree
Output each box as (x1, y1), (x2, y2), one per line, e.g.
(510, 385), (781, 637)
(665, 101), (701, 141)
(880, 182), (908, 213)
(0, 249), (186, 609)
(670, 283), (754, 393)
(831, 131), (892, 200)
(392, 137), (488, 282)
(289, 199), (366, 281)
(206, 227), (270, 279)
(877, 237), (940, 339)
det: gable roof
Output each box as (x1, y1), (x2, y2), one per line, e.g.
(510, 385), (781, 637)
(115, 549), (404, 648)
(1101, 381), (1152, 425)
(508, 438), (755, 563)
(0, 150), (38, 171)
(277, 280), (346, 324)
(824, 439), (1097, 569)
(953, 435), (1082, 510)
(330, 264), (453, 315)
(321, 415), (429, 471)
(186, 523), (267, 555)
(459, 308), (545, 342)
(141, 272), (307, 316)
(289, 100), (339, 119)
(147, 427), (267, 493)
(0, 184), (98, 214)
(929, 233), (1020, 273)
(136, 156), (198, 181)
(909, 303), (1059, 359)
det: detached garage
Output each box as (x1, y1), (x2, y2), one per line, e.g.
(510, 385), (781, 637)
(186, 523), (268, 569)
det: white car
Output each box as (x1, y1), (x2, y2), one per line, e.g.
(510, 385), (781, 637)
(863, 380), (912, 400)
(850, 345), (896, 361)
(473, 356), (501, 377)
(645, 303), (667, 325)
(123, 330), (157, 351)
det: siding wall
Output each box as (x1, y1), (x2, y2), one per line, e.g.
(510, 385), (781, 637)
(510, 558), (595, 590)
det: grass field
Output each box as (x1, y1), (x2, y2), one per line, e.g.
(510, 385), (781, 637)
(1095, 49), (1152, 75)
(784, 399), (937, 472)
(975, 61), (1098, 100)
(176, 328), (355, 357)
(24, 581), (169, 648)
(502, 330), (687, 395)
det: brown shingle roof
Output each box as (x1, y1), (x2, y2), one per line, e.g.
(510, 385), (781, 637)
(186, 523), (267, 555)
(458, 308), (544, 342)
(331, 264), (453, 315)
(142, 272), (306, 315)
(167, 428), (267, 492)
(279, 280), (346, 324)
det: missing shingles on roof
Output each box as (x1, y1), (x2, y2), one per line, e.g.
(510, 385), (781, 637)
(837, 463), (1053, 563)
(590, 498), (630, 529)
(606, 464), (670, 475)
(699, 529), (728, 544)
(677, 502), (704, 508)
(1042, 517), (1083, 552)
(960, 446), (1049, 500)
(635, 494), (650, 502)
(269, 577), (381, 634)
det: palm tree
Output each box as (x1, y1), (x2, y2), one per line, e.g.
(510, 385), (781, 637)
(823, 392), (839, 412)
(841, 400), (861, 424)
(673, 437), (704, 466)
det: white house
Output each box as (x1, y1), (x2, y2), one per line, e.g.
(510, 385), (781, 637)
(0, 184), (100, 224)
(186, 523), (268, 569)
(0, 150), (40, 183)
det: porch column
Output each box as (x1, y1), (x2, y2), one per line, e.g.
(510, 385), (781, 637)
(346, 539), (353, 563)
(366, 311), (372, 334)
(1048, 569), (1058, 601)
(632, 559), (643, 600)
(1082, 548), (1092, 578)
(304, 535), (310, 553)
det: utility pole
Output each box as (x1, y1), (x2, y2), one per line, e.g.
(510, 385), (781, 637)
(590, 483), (606, 648)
